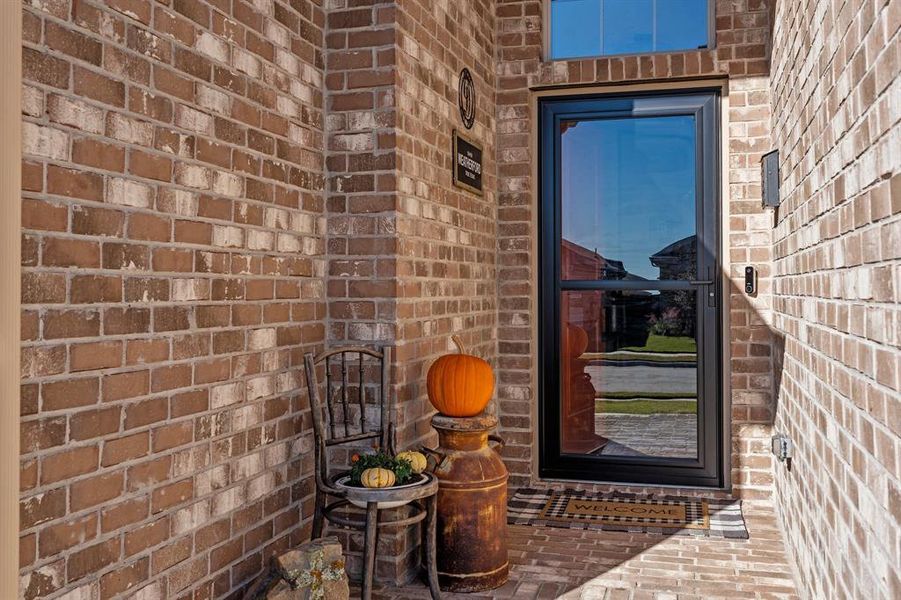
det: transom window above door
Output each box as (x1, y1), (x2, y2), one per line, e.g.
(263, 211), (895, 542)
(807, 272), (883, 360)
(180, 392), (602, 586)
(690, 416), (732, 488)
(549, 0), (712, 60)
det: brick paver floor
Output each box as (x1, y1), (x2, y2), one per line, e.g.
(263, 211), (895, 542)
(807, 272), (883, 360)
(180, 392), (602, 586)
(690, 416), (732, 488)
(366, 502), (799, 599)
(595, 414), (697, 457)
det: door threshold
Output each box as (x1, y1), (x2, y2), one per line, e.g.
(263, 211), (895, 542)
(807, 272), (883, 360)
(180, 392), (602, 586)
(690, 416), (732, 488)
(532, 475), (732, 494)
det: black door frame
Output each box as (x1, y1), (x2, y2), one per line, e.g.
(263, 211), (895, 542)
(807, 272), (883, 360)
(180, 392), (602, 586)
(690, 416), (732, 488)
(538, 89), (724, 487)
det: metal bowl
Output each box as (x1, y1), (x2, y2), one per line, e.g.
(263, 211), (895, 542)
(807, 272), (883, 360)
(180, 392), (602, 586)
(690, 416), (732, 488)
(334, 473), (429, 509)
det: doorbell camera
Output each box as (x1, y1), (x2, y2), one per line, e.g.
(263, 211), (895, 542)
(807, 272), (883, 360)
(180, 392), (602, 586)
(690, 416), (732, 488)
(744, 266), (757, 295)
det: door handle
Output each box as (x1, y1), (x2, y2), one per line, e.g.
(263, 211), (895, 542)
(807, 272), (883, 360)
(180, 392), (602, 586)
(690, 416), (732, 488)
(689, 269), (717, 307)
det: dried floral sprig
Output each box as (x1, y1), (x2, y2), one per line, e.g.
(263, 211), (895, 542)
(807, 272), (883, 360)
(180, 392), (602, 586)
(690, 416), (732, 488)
(286, 549), (346, 600)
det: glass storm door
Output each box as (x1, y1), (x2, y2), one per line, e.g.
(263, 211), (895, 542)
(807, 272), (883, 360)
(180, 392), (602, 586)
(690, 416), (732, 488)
(539, 91), (723, 487)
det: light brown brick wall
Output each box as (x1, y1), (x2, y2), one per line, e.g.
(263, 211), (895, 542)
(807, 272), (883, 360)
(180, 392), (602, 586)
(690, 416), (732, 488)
(324, 0), (497, 583)
(392, 0), (497, 451)
(494, 0), (779, 496)
(326, 0), (497, 437)
(324, 0), (398, 353)
(18, 0), (899, 596)
(19, 1), (326, 597)
(391, 0), (498, 579)
(769, 0), (900, 598)
(323, 0), (404, 583)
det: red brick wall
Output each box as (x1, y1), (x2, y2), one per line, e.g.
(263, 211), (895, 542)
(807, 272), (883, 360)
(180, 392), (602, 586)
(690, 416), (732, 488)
(494, 0), (779, 496)
(19, 1), (326, 597)
(769, 0), (900, 597)
(391, 0), (498, 580)
(325, 0), (497, 439)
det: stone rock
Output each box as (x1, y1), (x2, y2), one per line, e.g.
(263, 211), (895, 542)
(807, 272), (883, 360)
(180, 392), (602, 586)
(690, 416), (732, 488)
(244, 536), (349, 600)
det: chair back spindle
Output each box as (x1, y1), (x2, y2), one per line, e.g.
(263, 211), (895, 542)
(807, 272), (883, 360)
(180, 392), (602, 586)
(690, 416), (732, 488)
(303, 346), (394, 490)
(358, 355), (366, 432)
(324, 356), (336, 439)
(380, 347), (392, 454)
(304, 345), (440, 600)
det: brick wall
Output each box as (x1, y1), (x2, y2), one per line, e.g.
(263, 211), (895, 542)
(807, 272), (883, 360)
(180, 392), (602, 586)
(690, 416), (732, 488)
(19, 1), (326, 598)
(494, 0), (779, 496)
(323, 0), (403, 583)
(324, 0), (497, 583)
(769, 0), (900, 597)
(391, 0), (497, 580)
(326, 0), (497, 437)
(392, 0), (497, 450)
(324, 0), (398, 352)
(18, 0), (899, 597)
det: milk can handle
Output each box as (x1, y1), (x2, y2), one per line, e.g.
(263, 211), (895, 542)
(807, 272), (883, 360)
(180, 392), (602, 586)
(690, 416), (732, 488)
(420, 445), (445, 466)
(488, 434), (506, 452)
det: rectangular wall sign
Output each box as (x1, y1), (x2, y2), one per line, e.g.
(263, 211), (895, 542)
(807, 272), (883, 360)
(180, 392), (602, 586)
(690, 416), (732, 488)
(452, 130), (483, 195)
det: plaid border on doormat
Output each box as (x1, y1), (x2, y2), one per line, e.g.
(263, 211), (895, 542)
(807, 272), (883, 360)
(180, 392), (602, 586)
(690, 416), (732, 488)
(508, 488), (749, 539)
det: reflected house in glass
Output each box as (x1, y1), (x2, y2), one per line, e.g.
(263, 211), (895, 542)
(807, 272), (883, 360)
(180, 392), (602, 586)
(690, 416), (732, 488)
(560, 239), (653, 354)
(561, 239), (619, 354)
(559, 239), (666, 455)
(649, 235), (698, 339)
(559, 240), (613, 454)
(561, 238), (627, 281)
(649, 235), (697, 282)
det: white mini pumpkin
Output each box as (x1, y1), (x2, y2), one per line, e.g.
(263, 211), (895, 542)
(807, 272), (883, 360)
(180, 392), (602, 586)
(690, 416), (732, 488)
(396, 450), (428, 474)
(360, 467), (395, 488)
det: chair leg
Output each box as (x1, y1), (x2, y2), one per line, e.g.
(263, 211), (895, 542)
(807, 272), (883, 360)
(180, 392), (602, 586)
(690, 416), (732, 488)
(362, 502), (378, 600)
(312, 490), (325, 539)
(425, 495), (441, 599)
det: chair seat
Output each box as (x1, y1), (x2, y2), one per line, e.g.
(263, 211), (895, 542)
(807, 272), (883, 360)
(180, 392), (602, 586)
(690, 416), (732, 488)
(323, 498), (427, 530)
(338, 473), (439, 505)
(321, 474), (439, 530)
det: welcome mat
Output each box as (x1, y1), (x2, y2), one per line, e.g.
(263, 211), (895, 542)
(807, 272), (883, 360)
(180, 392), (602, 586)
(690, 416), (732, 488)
(508, 488), (749, 539)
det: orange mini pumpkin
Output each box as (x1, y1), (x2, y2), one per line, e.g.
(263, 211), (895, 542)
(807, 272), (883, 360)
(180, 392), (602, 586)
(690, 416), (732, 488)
(427, 335), (494, 417)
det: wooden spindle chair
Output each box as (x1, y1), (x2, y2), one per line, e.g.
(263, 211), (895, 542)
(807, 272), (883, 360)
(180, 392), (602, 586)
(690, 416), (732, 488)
(303, 346), (440, 600)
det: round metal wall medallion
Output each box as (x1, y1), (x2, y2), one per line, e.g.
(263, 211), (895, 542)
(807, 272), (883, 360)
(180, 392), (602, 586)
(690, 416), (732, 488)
(458, 68), (475, 129)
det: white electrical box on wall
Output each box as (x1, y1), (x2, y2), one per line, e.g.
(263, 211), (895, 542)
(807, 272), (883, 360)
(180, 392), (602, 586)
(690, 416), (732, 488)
(771, 434), (792, 462)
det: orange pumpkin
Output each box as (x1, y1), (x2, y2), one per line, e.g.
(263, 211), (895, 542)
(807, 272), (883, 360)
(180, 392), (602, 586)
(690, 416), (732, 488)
(427, 335), (494, 417)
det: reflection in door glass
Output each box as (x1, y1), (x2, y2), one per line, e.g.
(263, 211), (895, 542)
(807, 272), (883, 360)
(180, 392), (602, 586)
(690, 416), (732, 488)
(550, 0), (602, 59)
(601, 0), (653, 56)
(550, 0), (710, 59)
(560, 116), (697, 282)
(561, 290), (698, 459)
(542, 91), (720, 485)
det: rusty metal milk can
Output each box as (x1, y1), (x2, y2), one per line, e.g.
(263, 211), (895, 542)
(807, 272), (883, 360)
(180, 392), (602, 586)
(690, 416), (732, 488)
(428, 413), (508, 592)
